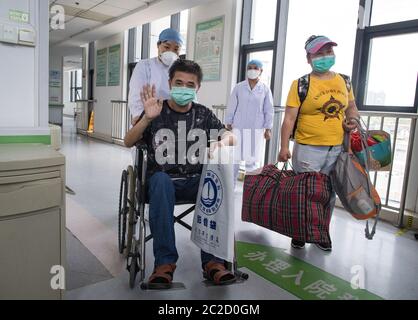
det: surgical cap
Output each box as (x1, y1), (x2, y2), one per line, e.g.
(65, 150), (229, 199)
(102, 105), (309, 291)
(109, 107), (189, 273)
(158, 28), (184, 46)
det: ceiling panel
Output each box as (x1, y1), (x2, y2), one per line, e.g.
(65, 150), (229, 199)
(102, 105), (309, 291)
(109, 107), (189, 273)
(49, 0), (148, 44)
(51, 0), (146, 14)
(50, 15), (101, 44)
(52, 0), (98, 11)
(90, 3), (130, 17)
(104, 0), (147, 10)
(74, 9), (114, 22)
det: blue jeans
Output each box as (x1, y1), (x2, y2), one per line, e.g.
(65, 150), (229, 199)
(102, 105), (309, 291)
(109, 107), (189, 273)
(147, 171), (224, 268)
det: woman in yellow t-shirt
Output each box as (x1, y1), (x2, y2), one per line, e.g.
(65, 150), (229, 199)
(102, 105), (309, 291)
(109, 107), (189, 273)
(278, 35), (360, 251)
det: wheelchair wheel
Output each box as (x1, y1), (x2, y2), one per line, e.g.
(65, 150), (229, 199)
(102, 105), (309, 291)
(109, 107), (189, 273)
(125, 166), (136, 255)
(118, 170), (128, 254)
(128, 248), (140, 289)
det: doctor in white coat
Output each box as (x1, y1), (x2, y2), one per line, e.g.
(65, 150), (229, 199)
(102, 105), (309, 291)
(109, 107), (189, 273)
(128, 28), (184, 123)
(225, 59), (274, 178)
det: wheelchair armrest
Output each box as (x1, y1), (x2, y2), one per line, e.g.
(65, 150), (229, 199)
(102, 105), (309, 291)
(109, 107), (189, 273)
(134, 140), (148, 170)
(135, 140), (148, 152)
(134, 140), (149, 204)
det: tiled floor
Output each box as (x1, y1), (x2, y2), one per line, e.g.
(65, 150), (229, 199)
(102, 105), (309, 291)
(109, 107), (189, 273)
(61, 117), (418, 300)
(66, 230), (113, 291)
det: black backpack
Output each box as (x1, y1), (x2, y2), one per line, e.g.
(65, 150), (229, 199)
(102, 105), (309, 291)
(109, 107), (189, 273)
(291, 73), (352, 139)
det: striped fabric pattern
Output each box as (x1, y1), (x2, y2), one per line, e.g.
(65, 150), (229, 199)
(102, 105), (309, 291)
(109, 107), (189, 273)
(242, 164), (332, 245)
(305, 36), (337, 54)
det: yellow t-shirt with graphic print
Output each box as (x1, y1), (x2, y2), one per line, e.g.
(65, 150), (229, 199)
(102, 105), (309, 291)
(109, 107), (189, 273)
(286, 73), (355, 146)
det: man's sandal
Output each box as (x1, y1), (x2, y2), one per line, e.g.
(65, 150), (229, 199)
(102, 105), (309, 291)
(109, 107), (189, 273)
(203, 261), (236, 285)
(148, 263), (176, 284)
(141, 263), (186, 290)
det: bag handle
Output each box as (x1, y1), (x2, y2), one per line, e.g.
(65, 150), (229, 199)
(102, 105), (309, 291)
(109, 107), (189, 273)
(362, 134), (381, 240)
(347, 116), (367, 131)
(343, 116), (364, 153)
(365, 212), (380, 240)
(348, 118), (382, 239)
(274, 161), (294, 181)
(343, 132), (352, 153)
(275, 161), (295, 171)
(249, 162), (289, 189)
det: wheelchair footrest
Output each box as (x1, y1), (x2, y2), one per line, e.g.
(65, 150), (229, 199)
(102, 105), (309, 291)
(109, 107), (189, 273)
(234, 270), (249, 281)
(201, 268), (249, 287)
(140, 282), (186, 290)
(201, 277), (246, 287)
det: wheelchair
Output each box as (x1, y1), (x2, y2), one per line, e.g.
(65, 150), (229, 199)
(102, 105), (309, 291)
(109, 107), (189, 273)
(118, 141), (248, 290)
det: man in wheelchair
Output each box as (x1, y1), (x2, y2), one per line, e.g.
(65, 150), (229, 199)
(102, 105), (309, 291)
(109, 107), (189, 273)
(124, 59), (237, 286)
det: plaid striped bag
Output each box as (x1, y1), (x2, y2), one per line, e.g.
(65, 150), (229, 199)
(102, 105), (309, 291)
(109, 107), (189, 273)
(241, 164), (332, 245)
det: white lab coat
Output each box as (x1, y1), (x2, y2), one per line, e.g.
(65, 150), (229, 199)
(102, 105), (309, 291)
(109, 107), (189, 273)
(225, 80), (274, 173)
(128, 57), (171, 118)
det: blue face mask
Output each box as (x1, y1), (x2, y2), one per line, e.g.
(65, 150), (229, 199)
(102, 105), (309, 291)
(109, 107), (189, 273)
(170, 87), (196, 106)
(312, 55), (335, 73)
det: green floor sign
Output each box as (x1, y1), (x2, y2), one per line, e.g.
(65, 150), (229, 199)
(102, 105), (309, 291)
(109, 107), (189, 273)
(236, 241), (383, 300)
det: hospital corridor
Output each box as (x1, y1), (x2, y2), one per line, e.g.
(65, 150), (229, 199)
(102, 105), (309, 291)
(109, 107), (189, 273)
(60, 117), (418, 300)
(1, 0), (418, 309)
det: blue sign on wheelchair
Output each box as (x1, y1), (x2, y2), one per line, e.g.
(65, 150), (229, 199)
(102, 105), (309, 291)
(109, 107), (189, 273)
(199, 170), (223, 215)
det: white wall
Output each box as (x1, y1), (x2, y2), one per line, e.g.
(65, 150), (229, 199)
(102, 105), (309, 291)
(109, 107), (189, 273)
(0, 0), (49, 138)
(187, 0), (242, 109)
(93, 32), (128, 140)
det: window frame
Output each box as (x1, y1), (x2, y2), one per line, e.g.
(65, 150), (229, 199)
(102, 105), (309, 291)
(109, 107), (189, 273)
(369, 0), (418, 27)
(238, 0), (280, 91)
(238, 0), (282, 165)
(352, 0), (418, 113)
(70, 70), (82, 102)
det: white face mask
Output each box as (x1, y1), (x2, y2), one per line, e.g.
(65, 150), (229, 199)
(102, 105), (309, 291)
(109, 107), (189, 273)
(160, 51), (178, 66)
(247, 69), (261, 80)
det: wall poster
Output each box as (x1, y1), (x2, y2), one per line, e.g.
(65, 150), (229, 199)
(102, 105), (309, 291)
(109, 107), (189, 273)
(194, 16), (224, 81)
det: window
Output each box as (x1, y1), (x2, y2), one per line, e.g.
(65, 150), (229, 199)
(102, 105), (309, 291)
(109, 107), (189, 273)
(281, 0), (358, 105)
(149, 16), (171, 58)
(250, 0), (277, 44)
(135, 26), (142, 61)
(360, 115), (413, 208)
(180, 10), (189, 56)
(371, 0), (418, 26)
(365, 33), (418, 108)
(240, 0), (279, 165)
(240, 0), (278, 85)
(352, 3), (418, 213)
(70, 69), (82, 102)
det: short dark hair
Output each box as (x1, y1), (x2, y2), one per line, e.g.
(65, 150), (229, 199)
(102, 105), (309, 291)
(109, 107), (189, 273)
(169, 59), (203, 85)
(157, 40), (170, 46)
